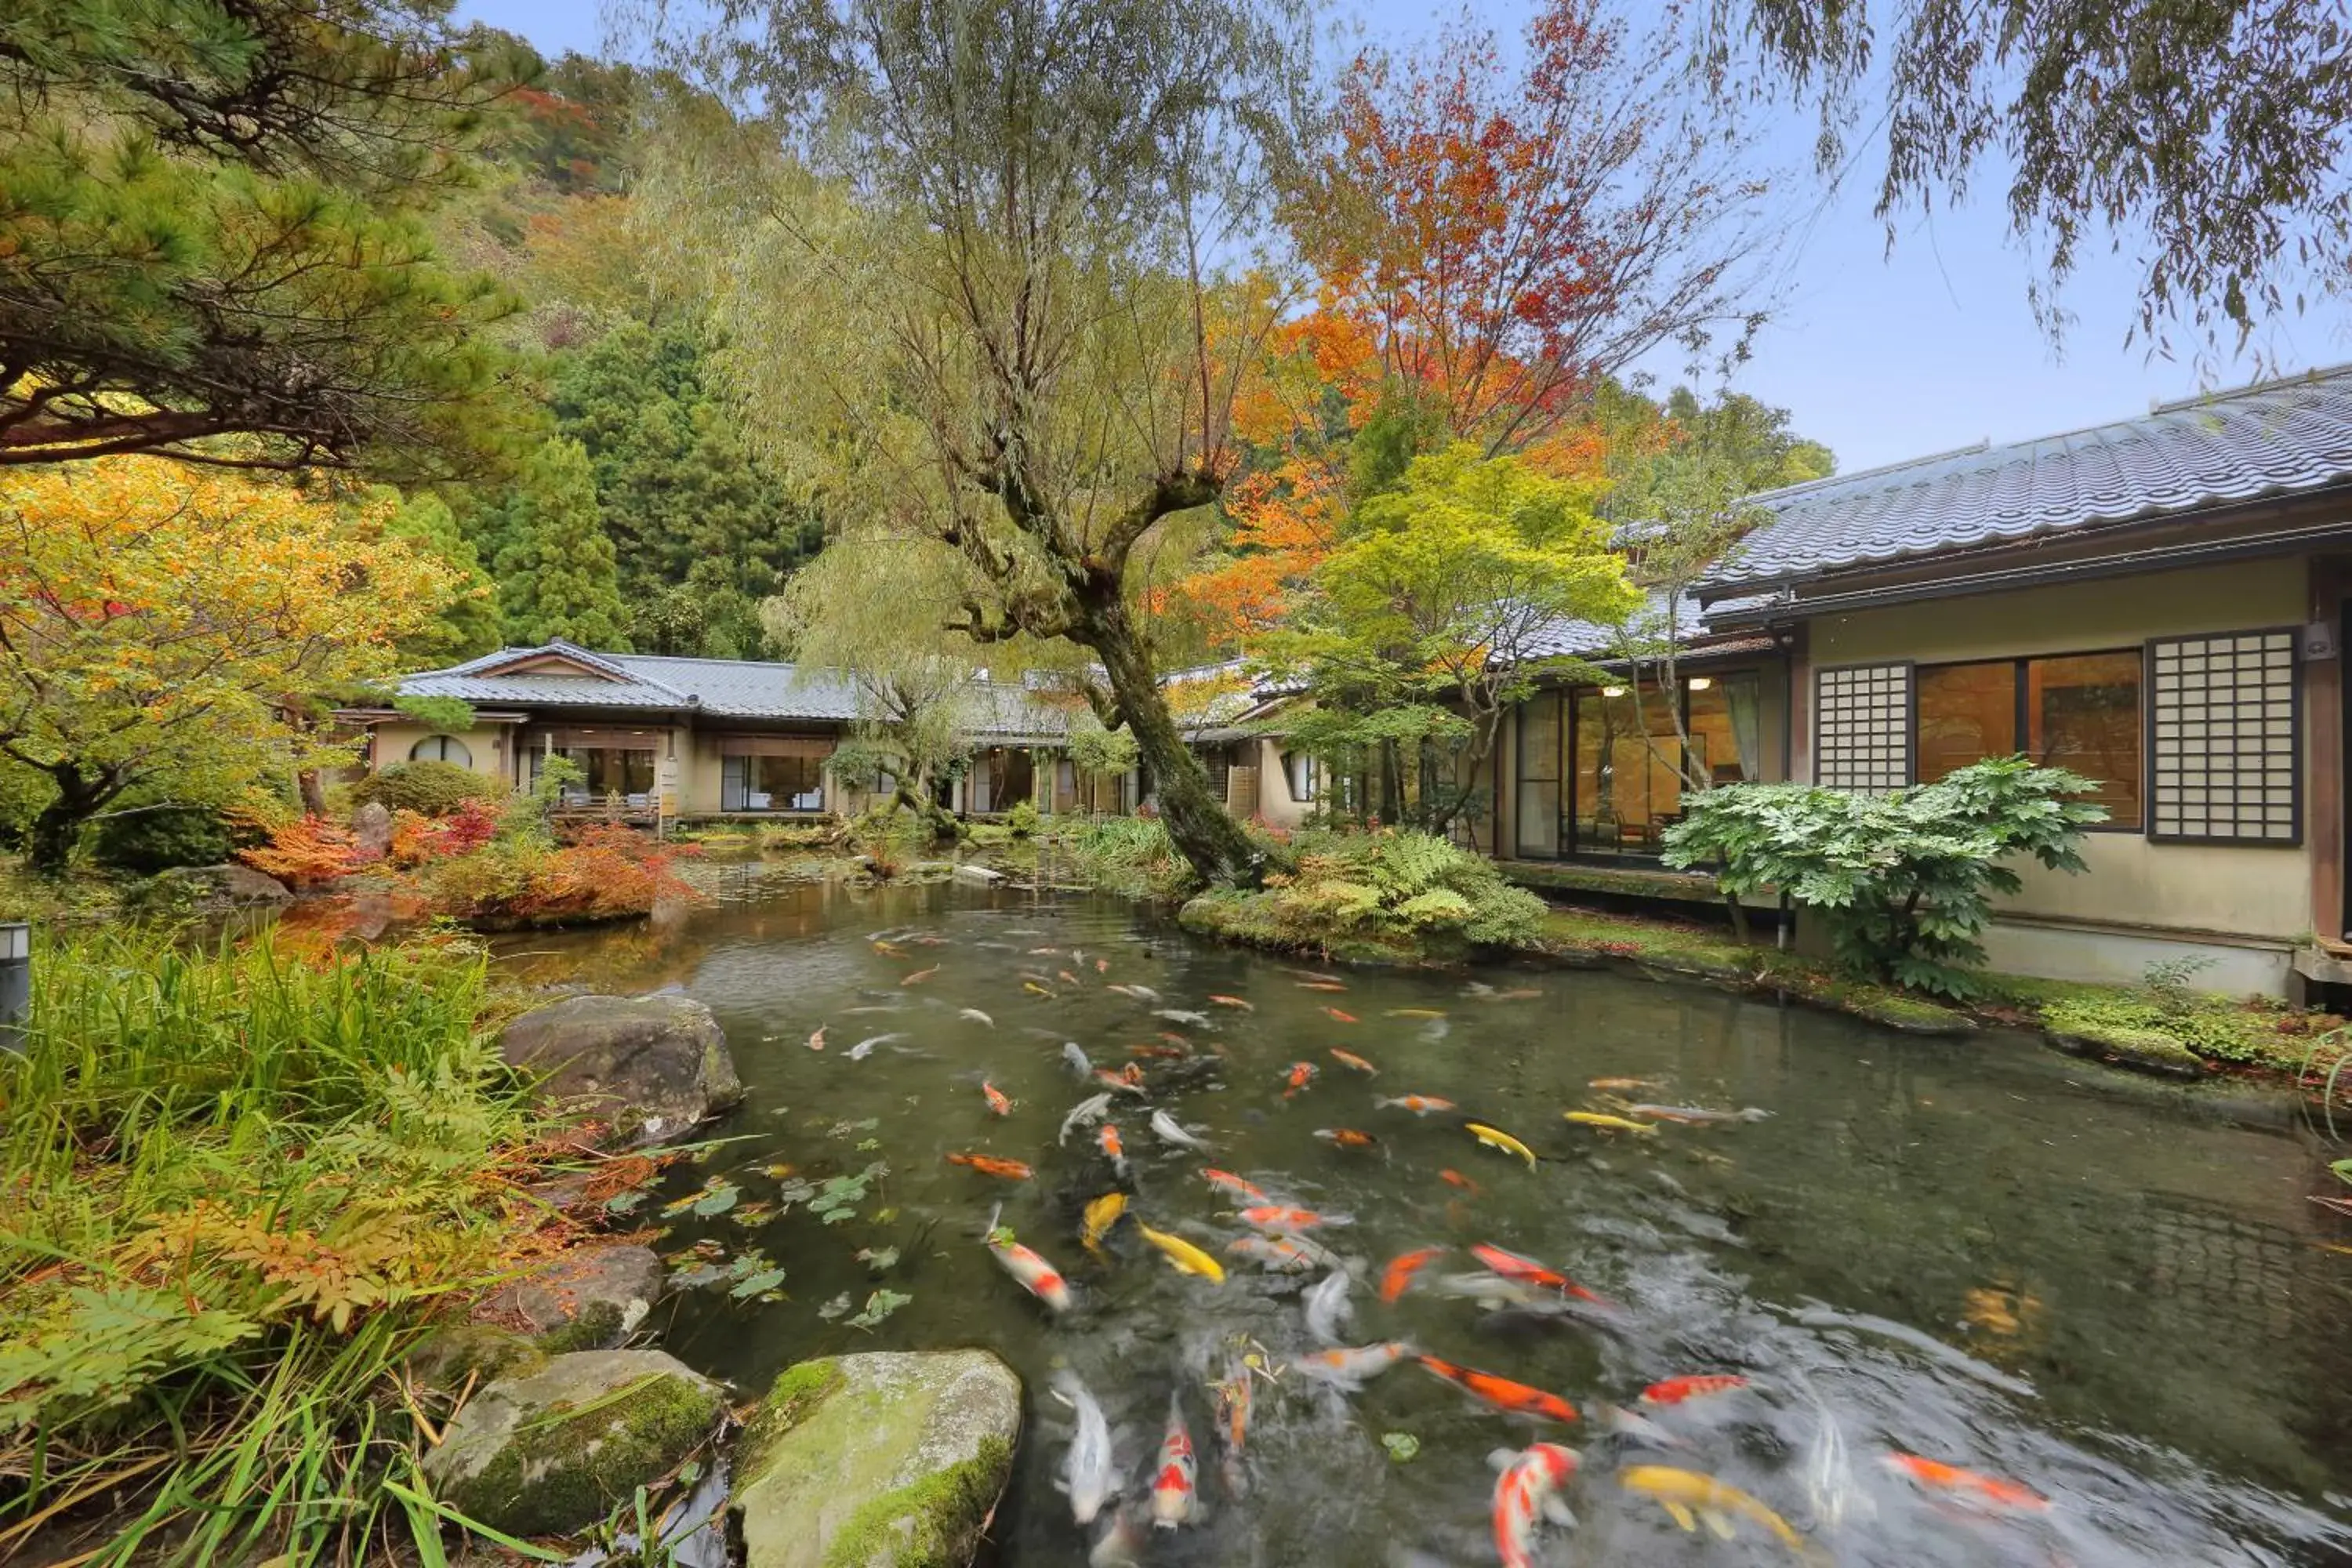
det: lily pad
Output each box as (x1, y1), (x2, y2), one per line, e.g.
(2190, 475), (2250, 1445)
(1381, 1432), (1420, 1463)
(845, 1289), (912, 1330)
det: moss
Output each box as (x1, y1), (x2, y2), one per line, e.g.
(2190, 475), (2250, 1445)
(1497, 858), (1731, 907)
(437, 1367), (722, 1538)
(533, 1298), (624, 1355)
(406, 1325), (546, 1393)
(1765, 966), (1976, 1036)
(1535, 910), (1758, 978)
(735, 1356), (848, 1479)
(819, 1435), (1012, 1568)
(1177, 891), (1432, 967)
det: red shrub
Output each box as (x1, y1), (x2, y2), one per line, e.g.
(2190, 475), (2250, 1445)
(238, 816), (362, 890)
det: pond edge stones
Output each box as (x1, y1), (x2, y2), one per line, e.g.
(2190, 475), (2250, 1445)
(422, 1347), (724, 1537)
(499, 991), (742, 1146)
(731, 1349), (1022, 1568)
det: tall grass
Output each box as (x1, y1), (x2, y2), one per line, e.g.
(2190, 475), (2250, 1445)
(0, 929), (565, 1565)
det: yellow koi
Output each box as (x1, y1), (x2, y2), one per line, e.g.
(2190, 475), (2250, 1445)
(1466, 1121), (1537, 1169)
(1137, 1221), (1226, 1283)
(1621, 1466), (1809, 1555)
(1563, 1111), (1659, 1135)
(1385, 1007), (1446, 1019)
(1082, 1192), (1128, 1254)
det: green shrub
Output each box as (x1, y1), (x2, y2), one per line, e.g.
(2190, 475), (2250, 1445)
(1269, 827), (1545, 948)
(755, 820), (841, 853)
(352, 760), (499, 818)
(88, 807), (237, 873)
(1004, 799), (1042, 837)
(1663, 756), (2104, 1000)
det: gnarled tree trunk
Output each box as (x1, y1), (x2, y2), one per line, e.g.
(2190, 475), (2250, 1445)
(28, 763), (120, 876)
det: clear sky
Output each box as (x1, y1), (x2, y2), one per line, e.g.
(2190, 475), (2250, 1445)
(457, 0), (2352, 474)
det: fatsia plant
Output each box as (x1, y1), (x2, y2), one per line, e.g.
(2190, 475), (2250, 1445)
(1661, 756), (2106, 1000)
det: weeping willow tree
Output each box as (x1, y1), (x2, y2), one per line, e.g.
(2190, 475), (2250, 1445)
(635, 0), (1310, 887)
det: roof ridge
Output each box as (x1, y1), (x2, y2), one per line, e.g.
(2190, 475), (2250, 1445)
(2151, 359), (2352, 415)
(1745, 439), (1991, 503)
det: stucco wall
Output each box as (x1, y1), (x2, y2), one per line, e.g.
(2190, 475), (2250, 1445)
(1247, 737), (1314, 830)
(369, 723), (512, 783)
(1796, 555), (2314, 944)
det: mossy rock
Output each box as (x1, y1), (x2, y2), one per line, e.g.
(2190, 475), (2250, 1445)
(731, 1349), (1022, 1568)
(2048, 1025), (2209, 1080)
(475, 1243), (665, 1352)
(405, 1325), (547, 1396)
(1175, 891), (1430, 968)
(421, 1348), (724, 1538)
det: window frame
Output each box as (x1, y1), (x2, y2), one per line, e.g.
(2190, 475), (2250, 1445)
(1912, 646), (2145, 833)
(2142, 627), (2302, 848)
(408, 734), (473, 768)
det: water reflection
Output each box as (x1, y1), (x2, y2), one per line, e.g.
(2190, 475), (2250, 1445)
(499, 886), (2352, 1566)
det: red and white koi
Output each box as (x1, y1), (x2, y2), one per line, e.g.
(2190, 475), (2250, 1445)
(983, 1205), (1073, 1312)
(1200, 1167), (1269, 1203)
(981, 1080), (1013, 1116)
(1472, 1243), (1609, 1305)
(1374, 1094), (1457, 1116)
(1639, 1374), (1748, 1407)
(1882, 1452), (2050, 1513)
(1492, 1443), (1581, 1568)
(1240, 1204), (1351, 1234)
(1418, 1355), (1578, 1423)
(1226, 1232), (1339, 1273)
(1150, 1393), (1198, 1529)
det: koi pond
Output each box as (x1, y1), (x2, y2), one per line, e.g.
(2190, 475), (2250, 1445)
(501, 882), (2352, 1566)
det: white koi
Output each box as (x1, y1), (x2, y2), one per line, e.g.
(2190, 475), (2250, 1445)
(1052, 1370), (1117, 1525)
(1303, 1268), (1353, 1346)
(957, 1007), (995, 1027)
(845, 1032), (907, 1061)
(1059, 1092), (1115, 1145)
(1149, 1109), (1212, 1151)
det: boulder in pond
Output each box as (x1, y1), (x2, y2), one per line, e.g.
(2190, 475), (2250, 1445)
(949, 863), (1004, 887)
(731, 1350), (1021, 1568)
(499, 993), (742, 1145)
(476, 1243), (665, 1352)
(421, 1347), (724, 1538)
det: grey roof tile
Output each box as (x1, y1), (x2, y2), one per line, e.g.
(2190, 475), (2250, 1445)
(1704, 365), (2352, 591)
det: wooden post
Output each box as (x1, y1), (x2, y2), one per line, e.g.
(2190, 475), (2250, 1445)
(2309, 558), (2345, 945)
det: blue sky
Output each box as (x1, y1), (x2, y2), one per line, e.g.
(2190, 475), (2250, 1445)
(459, 0), (2350, 474)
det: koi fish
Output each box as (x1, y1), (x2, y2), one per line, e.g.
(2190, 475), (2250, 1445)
(1151, 1394), (1198, 1528)
(1439, 1168), (1480, 1192)
(1025, 981), (1054, 996)
(846, 1032), (907, 1061)
(1212, 1356), (1254, 1497)
(958, 1007), (995, 1026)
(1385, 1007), (1446, 1019)
(1282, 1061), (1318, 1096)
(984, 1205), (1073, 1312)
(1095, 957), (1110, 974)
(1588, 1076), (1663, 1091)
(982, 1080), (1014, 1116)
(1882, 1452), (2050, 1512)
(1595, 1402), (1689, 1450)
(1492, 1443), (1581, 1568)
(1062, 1040), (1093, 1076)
(1564, 1110), (1658, 1134)
(806, 1025), (827, 1051)
(1797, 1376), (1872, 1530)
(1149, 1109), (1212, 1151)
(1052, 1370), (1116, 1524)
(1098, 1123), (1127, 1171)
(1641, 1374), (1748, 1406)
(1107, 983), (1161, 1002)
(1129, 1043), (1189, 1060)
(873, 940), (906, 956)
(1058, 969), (1081, 986)
(1207, 994), (1254, 1011)
(1624, 1103), (1773, 1125)
(1327, 1047), (1378, 1075)
(1240, 1205), (1351, 1233)
(1094, 1069), (1149, 1098)
(1418, 1355), (1577, 1423)
(1374, 1094), (1457, 1116)
(1082, 1192), (1127, 1254)
(1314, 1127), (1378, 1150)
(1228, 1232), (1340, 1272)
(1059, 1091), (1113, 1144)
(1466, 1122), (1537, 1168)
(1380, 1246), (1446, 1302)
(1137, 1222), (1225, 1283)
(947, 1152), (1033, 1181)
(901, 964), (939, 985)
(1028, 946), (1062, 956)
(1295, 979), (1348, 992)
(1473, 1243), (1606, 1305)
(1620, 1465), (1807, 1552)
(1303, 1268), (1353, 1344)
(1290, 1341), (1413, 1389)
(1201, 1168), (1269, 1203)
(1321, 1006), (1359, 1023)
(1154, 1008), (1212, 1028)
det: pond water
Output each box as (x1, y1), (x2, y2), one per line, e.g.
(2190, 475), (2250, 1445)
(503, 883), (2352, 1566)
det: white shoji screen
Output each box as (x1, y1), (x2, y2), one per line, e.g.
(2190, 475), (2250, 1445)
(1814, 662), (1913, 791)
(2147, 630), (2299, 844)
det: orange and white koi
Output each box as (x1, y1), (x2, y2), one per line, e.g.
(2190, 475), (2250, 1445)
(1314, 1127), (1378, 1150)
(1290, 1341), (1414, 1389)
(946, 1152), (1033, 1181)
(1620, 1466), (1808, 1552)
(1207, 993), (1254, 1011)
(1058, 969), (1081, 986)
(1129, 1043), (1189, 1060)
(1472, 1243), (1607, 1305)
(1094, 1069), (1149, 1098)
(1327, 1047), (1379, 1075)
(982, 1080), (1013, 1116)
(900, 964), (939, 985)
(1105, 982), (1160, 1001)
(1295, 978), (1348, 992)
(1228, 1232), (1341, 1272)
(1639, 1374), (1748, 1406)
(1094, 957), (1110, 974)
(1439, 1168), (1480, 1192)
(1200, 1167), (1269, 1203)
(984, 1206), (1073, 1312)
(1417, 1356), (1578, 1423)
(1281, 1061), (1318, 1097)
(1588, 1076), (1664, 1091)
(806, 1025), (827, 1051)
(1321, 1006), (1360, 1023)
(1240, 1204), (1351, 1233)
(1151, 1393), (1198, 1528)
(1098, 1123), (1127, 1171)
(1881, 1452), (2050, 1512)
(1374, 1094), (1457, 1116)
(1492, 1443), (1581, 1568)
(1379, 1246), (1446, 1302)
(1212, 1356), (1254, 1497)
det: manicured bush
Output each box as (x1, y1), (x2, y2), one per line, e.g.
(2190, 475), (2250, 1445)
(1004, 799), (1042, 837)
(351, 759), (499, 818)
(89, 806), (237, 873)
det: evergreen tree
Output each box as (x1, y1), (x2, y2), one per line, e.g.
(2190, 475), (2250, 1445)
(493, 438), (631, 649)
(384, 492), (503, 662)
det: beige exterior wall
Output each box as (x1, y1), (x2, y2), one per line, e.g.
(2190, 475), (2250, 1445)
(1795, 555), (2315, 957)
(369, 723), (514, 785)
(1243, 736), (1316, 830)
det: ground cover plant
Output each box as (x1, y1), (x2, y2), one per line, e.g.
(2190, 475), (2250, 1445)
(0, 929), (583, 1565)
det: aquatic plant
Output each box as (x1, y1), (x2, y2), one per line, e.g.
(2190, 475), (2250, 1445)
(1664, 756), (2104, 1000)
(0, 928), (572, 1565)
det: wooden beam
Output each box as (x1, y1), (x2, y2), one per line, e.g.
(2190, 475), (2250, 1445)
(2309, 558), (2346, 942)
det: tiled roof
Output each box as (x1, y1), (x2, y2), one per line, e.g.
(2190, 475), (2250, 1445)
(1704, 365), (2352, 592)
(1520, 590), (1779, 660)
(397, 641), (1069, 736)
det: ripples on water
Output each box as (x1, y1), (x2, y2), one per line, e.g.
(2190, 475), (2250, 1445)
(503, 884), (2352, 1566)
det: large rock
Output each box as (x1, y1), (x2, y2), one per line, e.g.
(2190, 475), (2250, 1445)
(731, 1350), (1022, 1568)
(422, 1348), (724, 1538)
(129, 862), (294, 914)
(499, 993), (742, 1145)
(476, 1243), (665, 1352)
(353, 800), (394, 859)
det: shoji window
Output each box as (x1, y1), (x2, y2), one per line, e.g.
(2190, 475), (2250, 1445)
(2146, 630), (2299, 844)
(1814, 662), (1912, 791)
